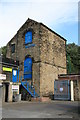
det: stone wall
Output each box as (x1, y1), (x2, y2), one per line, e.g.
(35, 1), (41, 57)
(6, 18), (67, 97)
(6, 19), (41, 94)
(8, 84), (13, 102)
(2, 84), (5, 102)
(40, 25), (66, 68)
(32, 63), (40, 95)
(39, 24), (67, 96)
(40, 63), (66, 96)
(78, 80), (80, 101)
(74, 80), (80, 101)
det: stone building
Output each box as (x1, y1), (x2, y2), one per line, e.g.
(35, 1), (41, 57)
(6, 18), (67, 98)
(0, 56), (20, 102)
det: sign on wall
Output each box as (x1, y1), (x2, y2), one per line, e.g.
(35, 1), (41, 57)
(3, 67), (12, 72)
(0, 74), (6, 80)
(12, 85), (19, 90)
(12, 85), (19, 92)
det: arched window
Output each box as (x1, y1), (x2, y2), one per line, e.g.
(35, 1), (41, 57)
(25, 31), (32, 44)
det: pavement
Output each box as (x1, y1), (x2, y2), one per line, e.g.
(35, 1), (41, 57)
(1, 100), (80, 119)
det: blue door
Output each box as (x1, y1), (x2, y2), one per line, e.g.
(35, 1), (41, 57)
(24, 57), (32, 80)
(12, 69), (17, 82)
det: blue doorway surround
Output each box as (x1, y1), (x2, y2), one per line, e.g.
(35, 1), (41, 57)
(21, 57), (39, 97)
(12, 69), (17, 82)
(24, 57), (32, 80)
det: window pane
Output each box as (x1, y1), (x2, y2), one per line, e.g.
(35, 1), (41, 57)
(11, 44), (15, 53)
(25, 31), (32, 44)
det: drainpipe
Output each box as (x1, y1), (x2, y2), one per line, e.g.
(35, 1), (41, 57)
(71, 80), (74, 101)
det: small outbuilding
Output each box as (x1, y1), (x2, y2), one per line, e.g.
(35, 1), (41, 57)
(0, 56), (21, 102)
(54, 74), (80, 101)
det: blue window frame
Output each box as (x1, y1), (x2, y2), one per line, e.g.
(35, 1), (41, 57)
(25, 31), (32, 44)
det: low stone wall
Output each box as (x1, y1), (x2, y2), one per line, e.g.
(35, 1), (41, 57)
(31, 97), (51, 102)
(74, 80), (80, 101)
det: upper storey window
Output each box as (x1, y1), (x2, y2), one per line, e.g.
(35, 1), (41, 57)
(25, 31), (32, 44)
(11, 44), (15, 53)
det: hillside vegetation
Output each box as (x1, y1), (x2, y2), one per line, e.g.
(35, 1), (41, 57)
(66, 43), (80, 74)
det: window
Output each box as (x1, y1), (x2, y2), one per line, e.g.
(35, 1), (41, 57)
(11, 44), (15, 53)
(25, 31), (32, 44)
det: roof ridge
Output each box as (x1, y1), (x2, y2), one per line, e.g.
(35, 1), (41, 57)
(40, 22), (67, 41)
(8, 18), (67, 44)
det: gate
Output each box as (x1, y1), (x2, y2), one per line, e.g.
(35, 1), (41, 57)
(24, 57), (32, 80)
(54, 80), (70, 100)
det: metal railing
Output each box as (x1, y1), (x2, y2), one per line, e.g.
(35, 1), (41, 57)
(20, 76), (39, 98)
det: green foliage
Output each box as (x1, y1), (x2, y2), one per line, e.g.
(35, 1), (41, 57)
(66, 43), (80, 74)
(0, 47), (2, 55)
(0, 46), (7, 58)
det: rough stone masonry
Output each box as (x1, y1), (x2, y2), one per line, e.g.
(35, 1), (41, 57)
(6, 18), (67, 97)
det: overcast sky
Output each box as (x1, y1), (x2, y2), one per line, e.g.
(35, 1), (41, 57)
(0, 0), (79, 47)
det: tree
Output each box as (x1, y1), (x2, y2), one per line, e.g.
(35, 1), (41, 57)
(66, 43), (80, 74)
(0, 46), (7, 58)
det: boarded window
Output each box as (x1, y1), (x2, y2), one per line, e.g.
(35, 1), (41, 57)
(11, 44), (15, 53)
(25, 31), (32, 44)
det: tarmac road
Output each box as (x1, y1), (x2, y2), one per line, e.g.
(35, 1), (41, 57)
(2, 100), (80, 119)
